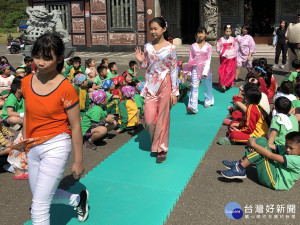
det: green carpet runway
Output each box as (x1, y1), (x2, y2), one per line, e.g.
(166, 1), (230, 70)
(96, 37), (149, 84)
(25, 87), (237, 225)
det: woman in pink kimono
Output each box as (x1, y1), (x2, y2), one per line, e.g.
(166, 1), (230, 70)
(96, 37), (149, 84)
(235, 25), (256, 81)
(216, 25), (238, 92)
(135, 17), (179, 163)
(183, 27), (214, 114)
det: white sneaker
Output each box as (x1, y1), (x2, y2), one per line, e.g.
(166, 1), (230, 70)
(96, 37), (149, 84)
(280, 65), (285, 69)
(272, 64), (279, 69)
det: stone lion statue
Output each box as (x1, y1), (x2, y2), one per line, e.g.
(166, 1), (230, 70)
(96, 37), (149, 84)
(26, 6), (69, 43)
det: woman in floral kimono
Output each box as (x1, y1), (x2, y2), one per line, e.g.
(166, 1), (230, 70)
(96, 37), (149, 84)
(135, 17), (179, 163)
(216, 25), (239, 92)
(183, 26), (214, 113)
(235, 25), (256, 82)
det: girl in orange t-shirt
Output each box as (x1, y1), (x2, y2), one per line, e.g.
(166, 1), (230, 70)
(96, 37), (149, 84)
(21, 34), (89, 224)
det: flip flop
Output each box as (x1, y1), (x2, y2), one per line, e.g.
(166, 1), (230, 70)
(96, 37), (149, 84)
(14, 172), (29, 180)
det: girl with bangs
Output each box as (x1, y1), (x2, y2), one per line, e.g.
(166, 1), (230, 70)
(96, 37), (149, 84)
(8, 34), (89, 224)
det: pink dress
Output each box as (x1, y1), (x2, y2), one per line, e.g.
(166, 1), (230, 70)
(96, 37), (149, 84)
(216, 36), (238, 88)
(140, 42), (179, 153)
(183, 42), (214, 109)
(236, 34), (256, 68)
(183, 42), (212, 79)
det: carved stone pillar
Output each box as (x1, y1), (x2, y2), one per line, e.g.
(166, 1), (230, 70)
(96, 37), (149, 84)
(200, 0), (219, 43)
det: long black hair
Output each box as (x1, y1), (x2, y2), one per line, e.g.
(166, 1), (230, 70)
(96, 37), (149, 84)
(31, 33), (65, 73)
(264, 65), (273, 88)
(149, 17), (168, 40)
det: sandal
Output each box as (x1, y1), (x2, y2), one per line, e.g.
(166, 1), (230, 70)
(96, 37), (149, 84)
(156, 152), (167, 163)
(14, 172), (29, 180)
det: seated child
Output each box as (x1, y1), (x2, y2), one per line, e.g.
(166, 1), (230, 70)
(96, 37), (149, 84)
(73, 73), (89, 118)
(178, 61), (188, 100)
(123, 71), (132, 85)
(107, 62), (118, 79)
(63, 57), (73, 72)
(101, 58), (109, 72)
(264, 66), (277, 103)
(102, 79), (114, 100)
(81, 90), (117, 150)
(128, 60), (139, 83)
(85, 58), (98, 83)
(117, 86), (138, 133)
(20, 56), (36, 73)
(0, 56), (16, 73)
(112, 75), (125, 100)
(0, 62), (15, 108)
(269, 97), (299, 147)
(291, 84), (300, 109)
(219, 87), (269, 145)
(63, 56), (86, 81)
(102, 79), (119, 116)
(1, 77), (24, 128)
(15, 67), (25, 77)
(221, 132), (300, 190)
(273, 80), (297, 103)
(130, 81), (144, 124)
(287, 59), (300, 83)
(128, 60), (137, 77)
(253, 66), (268, 97)
(24, 65), (33, 76)
(93, 65), (108, 90)
(229, 81), (270, 120)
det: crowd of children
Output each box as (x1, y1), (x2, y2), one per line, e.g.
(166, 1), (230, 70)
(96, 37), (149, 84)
(217, 57), (300, 191)
(1, 17), (300, 224)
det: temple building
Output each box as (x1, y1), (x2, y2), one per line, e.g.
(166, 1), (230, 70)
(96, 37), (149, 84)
(28, 0), (300, 51)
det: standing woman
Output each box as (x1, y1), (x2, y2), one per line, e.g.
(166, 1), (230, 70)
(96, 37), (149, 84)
(183, 26), (214, 113)
(272, 20), (288, 69)
(235, 25), (256, 82)
(216, 25), (239, 92)
(135, 17), (179, 163)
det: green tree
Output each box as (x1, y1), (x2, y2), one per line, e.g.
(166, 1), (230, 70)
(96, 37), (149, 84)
(0, 0), (28, 29)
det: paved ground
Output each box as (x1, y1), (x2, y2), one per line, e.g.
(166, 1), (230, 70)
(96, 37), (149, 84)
(0, 43), (299, 225)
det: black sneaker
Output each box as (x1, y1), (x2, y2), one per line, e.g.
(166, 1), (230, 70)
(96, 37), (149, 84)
(75, 190), (89, 222)
(84, 140), (97, 150)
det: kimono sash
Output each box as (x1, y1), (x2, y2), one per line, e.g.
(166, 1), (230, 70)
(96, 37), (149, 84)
(221, 43), (232, 56)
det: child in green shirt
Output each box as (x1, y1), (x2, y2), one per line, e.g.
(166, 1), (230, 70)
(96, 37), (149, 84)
(1, 76), (24, 128)
(269, 97), (299, 146)
(93, 65), (108, 90)
(221, 131), (300, 190)
(128, 60), (140, 83)
(291, 84), (300, 108)
(81, 90), (117, 150)
(107, 62), (118, 79)
(286, 59), (300, 83)
(62, 57), (86, 81)
(102, 79), (119, 115)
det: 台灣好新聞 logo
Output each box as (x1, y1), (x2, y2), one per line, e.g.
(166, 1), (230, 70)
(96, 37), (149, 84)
(225, 202), (243, 219)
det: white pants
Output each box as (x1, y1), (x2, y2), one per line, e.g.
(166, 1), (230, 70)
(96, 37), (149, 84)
(188, 69), (214, 111)
(27, 133), (80, 225)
